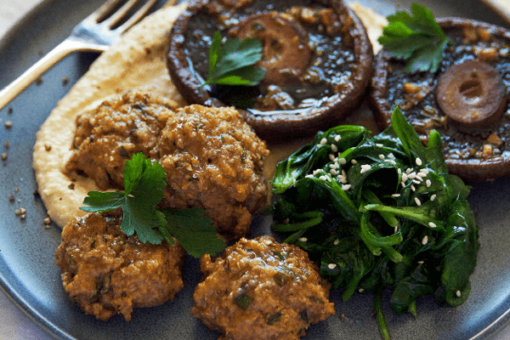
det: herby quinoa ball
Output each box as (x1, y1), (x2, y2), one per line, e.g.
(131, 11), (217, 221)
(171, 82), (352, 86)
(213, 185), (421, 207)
(192, 236), (335, 340)
(55, 210), (185, 321)
(156, 105), (269, 239)
(65, 91), (179, 190)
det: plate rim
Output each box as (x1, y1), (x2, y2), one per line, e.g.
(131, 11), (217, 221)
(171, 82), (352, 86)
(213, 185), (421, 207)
(1, 0), (510, 339)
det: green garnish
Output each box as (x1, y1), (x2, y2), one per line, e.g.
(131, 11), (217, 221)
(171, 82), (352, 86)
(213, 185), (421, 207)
(235, 293), (254, 310)
(269, 106), (479, 338)
(272, 272), (288, 287)
(266, 312), (283, 325)
(378, 3), (450, 73)
(203, 31), (265, 87)
(80, 153), (225, 258)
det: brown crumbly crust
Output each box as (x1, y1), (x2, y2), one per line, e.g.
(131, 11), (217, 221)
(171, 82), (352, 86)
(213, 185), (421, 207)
(54, 210), (185, 322)
(156, 105), (269, 239)
(192, 236), (335, 340)
(65, 91), (179, 190)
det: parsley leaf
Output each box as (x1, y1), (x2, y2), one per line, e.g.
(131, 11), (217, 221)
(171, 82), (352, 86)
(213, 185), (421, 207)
(204, 31), (266, 86)
(80, 153), (225, 258)
(378, 3), (450, 73)
(161, 209), (226, 258)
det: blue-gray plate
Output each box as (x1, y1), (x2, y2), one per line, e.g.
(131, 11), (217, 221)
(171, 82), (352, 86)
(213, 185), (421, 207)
(1, 0), (510, 339)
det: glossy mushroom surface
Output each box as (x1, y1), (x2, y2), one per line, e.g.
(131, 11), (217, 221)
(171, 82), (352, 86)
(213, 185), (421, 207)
(167, 0), (373, 141)
(370, 17), (510, 181)
(435, 59), (507, 128)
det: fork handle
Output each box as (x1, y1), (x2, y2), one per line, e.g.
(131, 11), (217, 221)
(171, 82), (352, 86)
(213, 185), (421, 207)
(0, 39), (107, 111)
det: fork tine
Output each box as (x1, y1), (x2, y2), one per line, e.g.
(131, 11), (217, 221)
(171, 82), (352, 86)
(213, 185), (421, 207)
(115, 0), (158, 33)
(87, 0), (128, 23)
(103, 0), (143, 29)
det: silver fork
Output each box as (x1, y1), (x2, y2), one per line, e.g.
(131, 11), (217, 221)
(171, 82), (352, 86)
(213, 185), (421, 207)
(0, 0), (159, 111)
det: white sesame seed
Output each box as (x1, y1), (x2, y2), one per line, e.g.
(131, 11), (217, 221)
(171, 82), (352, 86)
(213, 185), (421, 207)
(431, 194), (436, 201)
(394, 226), (398, 233)
(422, 235), (428, 245)
(328, 263), (337, 269)
(339, 158), (346, 164)
(351, 159), (358, 164)
(299, 237), (308, 242)
(329, 154), (336, 161)
(360, 164), (371, 174)
(411, 185), (416, 191)
(402, 174), (408, 182)
(334, 239), (339, 245)
(331, 144), (338, 152)
(456, 290), (461, 297)
(379, 154), (385, 160)
(326, 176), (332, 182)
(388, 153), (395, 159)
(338, 176), (348, 184)
(416, 158), (423, 166)
(408, 173), (417, 179)
(418, 260), (424, 264)
(320, 138), (327, 145)
(376, 143), (383, 147)
(359, 288), (364, 293)
(418, 171), (428, 177)
(406, 168), (413, 174)
(330, 169), (338, 175)
(426, 180), (431, 187)
(320, 175), (328, 181)
(421, 169), (429, 175)
(412, 179), (421, 185)
(384, 159), (393, 163)
(428, 222), (436, 228)
(313, 169), (321, 176)
(391, 160), (397, 165)
(392, 193), (401, 197)
(414, 197), (422, 206)
(305, 174), (314, 178)
(342, 184), (351, 191)
(415, 175), (424, 181)
(334, 135), (341, 142)
(316, 144), (322, 148)
(398, 168), (402, 174)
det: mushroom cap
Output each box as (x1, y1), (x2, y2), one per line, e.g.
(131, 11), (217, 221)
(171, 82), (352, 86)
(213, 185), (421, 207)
(369, 17), (510, 182)
(166, 0), (373, 141)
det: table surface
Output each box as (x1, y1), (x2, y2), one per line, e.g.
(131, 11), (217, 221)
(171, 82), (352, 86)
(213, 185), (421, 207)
(1, 1), (510, 340)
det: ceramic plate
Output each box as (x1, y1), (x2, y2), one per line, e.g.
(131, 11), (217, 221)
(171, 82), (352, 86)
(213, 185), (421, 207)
(1, 0), (510, 339)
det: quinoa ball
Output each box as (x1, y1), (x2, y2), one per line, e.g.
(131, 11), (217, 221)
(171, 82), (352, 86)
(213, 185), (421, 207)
(156, 105), (269, 239)
(192, 236), (335, 340)
(65, 91), (179, 190)
(54, 210), (185, 321)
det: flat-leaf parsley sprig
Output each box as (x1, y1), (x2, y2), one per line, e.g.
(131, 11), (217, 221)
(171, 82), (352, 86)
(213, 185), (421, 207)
(378, 3), (450, 73)
(80, 153), (225, 258)
(203, 30), (266, 86)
